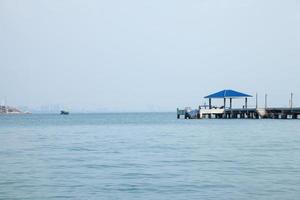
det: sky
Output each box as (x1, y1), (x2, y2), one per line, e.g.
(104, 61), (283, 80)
(1, 0), (300, 112)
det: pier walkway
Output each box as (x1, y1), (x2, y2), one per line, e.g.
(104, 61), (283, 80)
(177, 107), (300, 119)
(177, 89), (300, 120)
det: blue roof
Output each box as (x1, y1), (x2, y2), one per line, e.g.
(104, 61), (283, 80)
(204, 89), (252, 99)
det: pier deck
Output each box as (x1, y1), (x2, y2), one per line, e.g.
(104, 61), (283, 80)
(177, 107), (300, 119)
(178, 89), (300, 120)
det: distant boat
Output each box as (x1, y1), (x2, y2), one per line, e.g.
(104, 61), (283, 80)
(60, 110), (69, 115)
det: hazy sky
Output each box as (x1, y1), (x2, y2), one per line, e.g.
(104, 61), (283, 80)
(1, 0), (300, 112)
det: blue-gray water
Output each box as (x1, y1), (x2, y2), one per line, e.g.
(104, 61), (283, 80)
(1, 113), (300, 200)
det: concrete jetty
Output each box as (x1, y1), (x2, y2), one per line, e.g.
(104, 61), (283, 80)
(177, 89), (300, 119)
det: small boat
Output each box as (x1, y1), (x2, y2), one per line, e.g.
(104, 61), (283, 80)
(60, 110), (69, 115)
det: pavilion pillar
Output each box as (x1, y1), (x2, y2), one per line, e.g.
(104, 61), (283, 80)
(245, 98), (248, 109)
(223, 98), (226, 109)
(230, 98), (232, 109)
(209, 98), (212, 109)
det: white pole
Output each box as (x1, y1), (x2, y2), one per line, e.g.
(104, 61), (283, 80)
(265, 94), (268, 109)
(291, 92), (293, 109)
(256, 93), (258, 109)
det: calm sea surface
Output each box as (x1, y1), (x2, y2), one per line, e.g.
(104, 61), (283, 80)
(1, 113), (300, 200)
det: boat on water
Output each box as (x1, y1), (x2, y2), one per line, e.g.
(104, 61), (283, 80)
(60, 110), (69, 115)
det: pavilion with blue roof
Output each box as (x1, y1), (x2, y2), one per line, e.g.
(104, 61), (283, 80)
(204, 89), (252, 109)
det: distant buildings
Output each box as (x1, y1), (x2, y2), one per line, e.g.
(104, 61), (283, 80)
(0, 106), (23, 114)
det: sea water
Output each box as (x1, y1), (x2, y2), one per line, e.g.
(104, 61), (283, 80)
(0, 113), (300, 200)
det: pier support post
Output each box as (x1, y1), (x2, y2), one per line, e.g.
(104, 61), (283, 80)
(249, 112), (253, 119)
(271, 114), (275, 119)
(281, 114), (287, 119)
